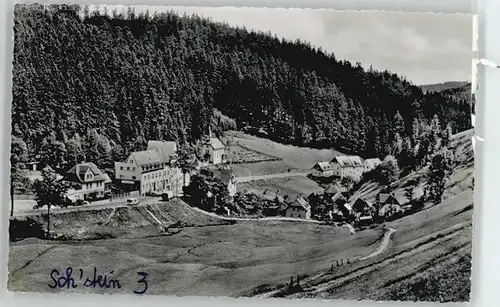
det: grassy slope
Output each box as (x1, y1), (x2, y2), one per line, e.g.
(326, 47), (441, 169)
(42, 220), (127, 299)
(225, 131), (342, 176)
(8, 218), (382, 296)
(11, 199), (233, 240)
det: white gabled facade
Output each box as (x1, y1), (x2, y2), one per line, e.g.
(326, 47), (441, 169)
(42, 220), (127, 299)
(114, 141), (183, 197)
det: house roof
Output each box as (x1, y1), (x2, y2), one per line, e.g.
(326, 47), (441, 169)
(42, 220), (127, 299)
(331, 192), (347, 203)
(379, 193), (391, 203)
(204, 137), (225, 150)
(314, 161), (333, 171)
(331, 155), (364, 167)
(288, 197), (310, 211)
(364, 158), (381, 169)
(325, 183), (345, 194)
(131, 150), (163, 166)
(64, 162), (108, 183)
(351, 198), (373, 212)
(147, 141), (177, 162)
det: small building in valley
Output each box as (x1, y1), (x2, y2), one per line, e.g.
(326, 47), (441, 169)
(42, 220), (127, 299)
(312, 161), (335, 177)
(351, 198), (374, 216)
(63, 162), (112, 201)
(330, 156), (365, 181)
(285, 197), (311, 219)
(201, 129), (226, 165)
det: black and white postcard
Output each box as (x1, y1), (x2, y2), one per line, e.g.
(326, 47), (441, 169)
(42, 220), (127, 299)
(8, 4), (475, 303)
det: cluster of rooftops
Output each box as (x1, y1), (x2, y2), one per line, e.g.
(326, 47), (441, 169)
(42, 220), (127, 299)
(315, 155), (382, 171)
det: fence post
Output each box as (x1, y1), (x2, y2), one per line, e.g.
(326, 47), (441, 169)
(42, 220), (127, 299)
(341, 259), (344, 266)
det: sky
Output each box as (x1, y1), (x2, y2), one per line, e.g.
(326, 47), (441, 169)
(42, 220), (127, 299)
(96, 5), (473, 85)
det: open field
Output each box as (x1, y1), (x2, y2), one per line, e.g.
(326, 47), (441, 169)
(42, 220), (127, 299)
(9, 200), (381, 296)
(237, 175), (325, 200)
(225, 142), (281, 164)
(225, 131), (342, 176)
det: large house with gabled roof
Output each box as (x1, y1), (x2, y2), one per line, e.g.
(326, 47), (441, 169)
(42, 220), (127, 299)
(330, 155), (365, 181)
(63, 162), (112, 201)
(115, 140), (183, 196)
(285, 197), (311, 219)
(312, 161), (335, 177)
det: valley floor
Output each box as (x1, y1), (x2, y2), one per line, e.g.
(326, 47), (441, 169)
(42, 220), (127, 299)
(8, 189), (472, 301)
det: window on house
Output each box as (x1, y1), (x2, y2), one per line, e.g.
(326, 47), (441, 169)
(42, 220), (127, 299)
(127, 167), (130, 171)
(132, 176), (136, 180)
(132, 167), (135, 171)
(120, 166), (123, 170)
(120, 175), (124, 179)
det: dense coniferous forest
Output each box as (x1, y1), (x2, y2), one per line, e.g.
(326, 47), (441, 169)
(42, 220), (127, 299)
(12, 4), (472, 174)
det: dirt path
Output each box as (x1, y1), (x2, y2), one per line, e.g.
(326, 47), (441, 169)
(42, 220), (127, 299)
(358, 227), (395, 261)
(254, 226), (395, 298)
(302, 227), (465, 295)
(187, 205), (321, 224)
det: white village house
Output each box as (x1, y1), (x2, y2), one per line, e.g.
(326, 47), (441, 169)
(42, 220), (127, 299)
(285, 197), (311, 219)
(312, 161), (335, 177)
(115, 140), (183, 196)
(63, 162), (112, 201)
(330, 155), (365, 181)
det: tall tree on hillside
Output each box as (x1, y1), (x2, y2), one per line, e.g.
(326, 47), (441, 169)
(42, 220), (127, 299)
(33, 166), (69, 237)
(379, 155), (401, 184)
(65, 133), (84, 166)
(39, 132), (67, 173)
(425, 148), (455, 204)
(82, 129), (100, 164)
(175, 145), (198, 187)
(10, 136), (29, 217)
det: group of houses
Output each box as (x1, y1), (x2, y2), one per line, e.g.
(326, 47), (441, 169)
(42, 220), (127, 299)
(62, 131), (232, 203)
(281, 182), (414, 225)
(325, 182), (414, 225)
(312, 156), (382, 182)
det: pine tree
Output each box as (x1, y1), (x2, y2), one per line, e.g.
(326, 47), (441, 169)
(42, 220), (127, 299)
(425, 148), (455, 204)
(33, 166), (69, 237)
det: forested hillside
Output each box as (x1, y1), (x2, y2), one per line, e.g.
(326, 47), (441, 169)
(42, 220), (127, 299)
(12, 4), (472, 173)
(420, 82), (469, 93)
